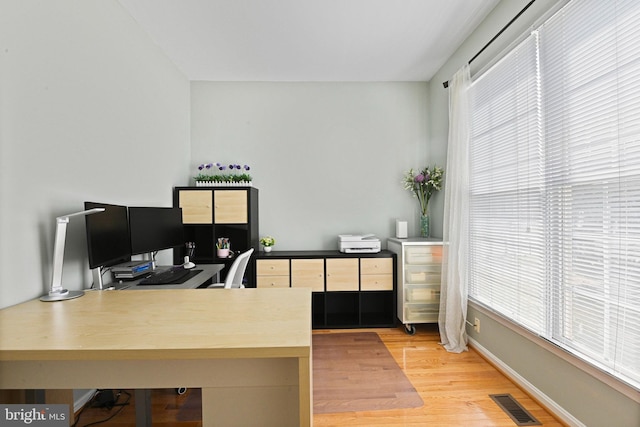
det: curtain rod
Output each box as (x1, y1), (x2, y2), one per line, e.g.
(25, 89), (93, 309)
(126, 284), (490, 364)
(442, 0), (536, 88)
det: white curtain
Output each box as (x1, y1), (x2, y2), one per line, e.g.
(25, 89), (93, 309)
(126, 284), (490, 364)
(438, 64), (471, 353)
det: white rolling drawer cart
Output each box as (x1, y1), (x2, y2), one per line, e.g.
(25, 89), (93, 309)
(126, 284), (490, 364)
(387, 237), (443, 335)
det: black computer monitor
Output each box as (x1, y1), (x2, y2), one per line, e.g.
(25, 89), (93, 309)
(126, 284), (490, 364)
(84, 201), (132, 269)
(128, 207), (185, 256)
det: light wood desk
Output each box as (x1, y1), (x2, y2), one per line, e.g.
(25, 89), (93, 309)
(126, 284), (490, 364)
(0, 288), (312, 426)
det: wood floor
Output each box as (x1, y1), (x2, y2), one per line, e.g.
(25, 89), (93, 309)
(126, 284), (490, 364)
(73, 325), (564, 426)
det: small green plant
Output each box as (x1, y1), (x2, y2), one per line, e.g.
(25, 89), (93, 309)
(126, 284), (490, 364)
(259, 236), (275, 247)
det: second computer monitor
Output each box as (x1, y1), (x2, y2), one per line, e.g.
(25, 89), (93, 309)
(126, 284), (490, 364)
(128, 207), (185, 256)
(85, 201), (132, 269)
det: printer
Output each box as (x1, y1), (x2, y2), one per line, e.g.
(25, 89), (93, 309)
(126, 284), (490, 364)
(338, 234), (381, 253)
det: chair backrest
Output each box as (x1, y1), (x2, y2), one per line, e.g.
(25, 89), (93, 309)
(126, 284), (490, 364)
(223, 248), (254, 289)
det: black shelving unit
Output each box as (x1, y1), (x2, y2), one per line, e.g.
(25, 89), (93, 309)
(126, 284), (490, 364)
(325, 292), (360, 326)
(360, 291), (395, 326)
(173, 187), (259, 286)
(256, 250), (396, 329)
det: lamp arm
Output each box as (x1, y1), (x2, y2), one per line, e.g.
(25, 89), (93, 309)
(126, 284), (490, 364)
(58, 208), (105, 221)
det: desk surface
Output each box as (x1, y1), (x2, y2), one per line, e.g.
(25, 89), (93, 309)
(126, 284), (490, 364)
(0, 288), (312, 362)
(115, 264), (223, 290)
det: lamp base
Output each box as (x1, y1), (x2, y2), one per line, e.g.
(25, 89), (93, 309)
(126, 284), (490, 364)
(40, 289), (85, 302)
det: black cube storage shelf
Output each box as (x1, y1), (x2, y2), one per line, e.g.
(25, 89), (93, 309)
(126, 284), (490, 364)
(256, 250), (397, 329)
(173, 187), (259, 286)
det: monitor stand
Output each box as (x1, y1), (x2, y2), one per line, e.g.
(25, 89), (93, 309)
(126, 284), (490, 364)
(92, 267), (105, 290)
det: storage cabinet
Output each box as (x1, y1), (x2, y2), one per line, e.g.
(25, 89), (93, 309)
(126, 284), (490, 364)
(360, 258), (393, 290)
(387, 238), (443, 335)
(179, 190), (213, 224)
(256, 259), (289, 288)
(291, 259), (324, 291)
(213, 190), (248, 224)
(326, 258), (359, 291)
(359, 257), (394, 326)
(255, 251), (396, 328)
(173, 187), (259, 286)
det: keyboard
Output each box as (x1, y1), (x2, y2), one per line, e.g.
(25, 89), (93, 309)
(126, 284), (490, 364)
(138, 268), (202, 285)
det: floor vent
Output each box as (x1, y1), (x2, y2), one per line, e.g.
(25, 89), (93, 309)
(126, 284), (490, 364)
(489, 394), (542, 426)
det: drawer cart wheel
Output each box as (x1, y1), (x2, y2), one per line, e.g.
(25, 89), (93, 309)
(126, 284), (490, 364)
(404, 324), (416, 335)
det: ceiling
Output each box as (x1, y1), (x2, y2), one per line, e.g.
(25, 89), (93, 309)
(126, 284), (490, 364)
(117, 0), (500, 82)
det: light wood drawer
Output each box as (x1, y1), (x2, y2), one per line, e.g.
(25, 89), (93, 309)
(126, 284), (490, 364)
(214, 190), (247, 224)
(179, 190), (213, 224)
(256, 259), (290, 276)
(257, 276), (290, 288)
(360, 258), (393, 275)
(361, 274), (393, 291)
(291, 259), (324, 291)
(326, 258), (359, 291)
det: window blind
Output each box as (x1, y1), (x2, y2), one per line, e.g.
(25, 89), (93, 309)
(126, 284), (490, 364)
(469, 0), (640, 388)
(469, 33), (546, 335)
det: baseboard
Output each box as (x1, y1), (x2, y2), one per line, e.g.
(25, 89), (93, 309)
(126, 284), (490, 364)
(74, 389), (97, 413)
(468, 337), (585, 427)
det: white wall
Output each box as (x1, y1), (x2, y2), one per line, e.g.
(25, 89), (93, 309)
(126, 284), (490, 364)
(0, 0), (191, 308)
(191, 81), (433, 250)
(429, 1), (640, 426)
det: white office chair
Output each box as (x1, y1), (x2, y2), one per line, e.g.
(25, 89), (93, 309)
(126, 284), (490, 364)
(207, 248), (254, 289)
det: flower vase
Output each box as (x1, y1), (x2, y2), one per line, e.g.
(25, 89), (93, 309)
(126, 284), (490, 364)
(420, 213), (430, 238)
(263, 246), (272, 253)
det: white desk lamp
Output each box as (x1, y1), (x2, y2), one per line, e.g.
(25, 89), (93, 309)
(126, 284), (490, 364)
(40, 208), (105, 302)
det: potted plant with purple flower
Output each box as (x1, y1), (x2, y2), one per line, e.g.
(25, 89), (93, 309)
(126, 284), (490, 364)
(194, 163), (252, 186)
(403, 165), (444, 237)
